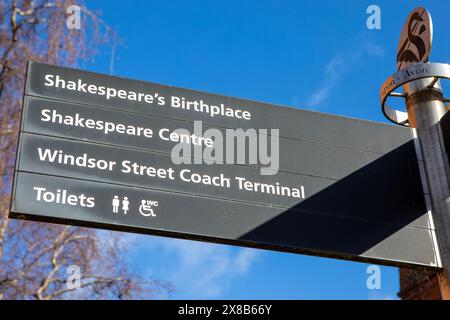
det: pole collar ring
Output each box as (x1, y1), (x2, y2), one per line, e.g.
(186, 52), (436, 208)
(380, 62), (450, 126)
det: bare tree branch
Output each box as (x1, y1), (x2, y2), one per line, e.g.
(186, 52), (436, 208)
(0, 0), (171, 300)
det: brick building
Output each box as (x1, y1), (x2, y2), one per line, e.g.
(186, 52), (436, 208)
(398, 269), (442, 300)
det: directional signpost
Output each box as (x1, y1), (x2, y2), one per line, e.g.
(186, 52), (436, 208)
(381, 7), (450, 298)
(10, 59), (440, 269)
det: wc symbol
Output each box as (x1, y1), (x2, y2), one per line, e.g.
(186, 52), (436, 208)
(139, 200), (156, 217)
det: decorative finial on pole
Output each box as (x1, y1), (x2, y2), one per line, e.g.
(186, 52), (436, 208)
(396, 7), (432, 71)
(380, 7), (449, 127)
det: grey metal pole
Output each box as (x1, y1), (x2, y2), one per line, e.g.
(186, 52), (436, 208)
(405, 78), (450, 299)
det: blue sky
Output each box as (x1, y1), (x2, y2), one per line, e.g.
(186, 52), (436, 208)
(83, 0), (450, 299)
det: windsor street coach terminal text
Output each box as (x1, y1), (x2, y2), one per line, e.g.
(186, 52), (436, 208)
(36, 147), (305, 199)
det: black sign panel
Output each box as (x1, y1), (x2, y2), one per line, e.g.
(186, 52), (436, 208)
(11, 172), (437, 266)
(10, 61), (440, 268)
(24, 61), (413, 153)
(22, 96), (418, 181)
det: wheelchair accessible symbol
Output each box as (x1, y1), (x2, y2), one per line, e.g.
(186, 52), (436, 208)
(139, 199), (158, 217)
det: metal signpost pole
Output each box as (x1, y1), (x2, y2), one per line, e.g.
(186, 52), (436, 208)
(407, 79), (450, 299)
(381, 7), (450, 299)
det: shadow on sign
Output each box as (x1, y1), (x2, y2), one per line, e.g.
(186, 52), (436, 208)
(240, 140), (431, 265)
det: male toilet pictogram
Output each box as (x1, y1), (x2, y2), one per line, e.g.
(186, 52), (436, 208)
(112, 195), (120, 213)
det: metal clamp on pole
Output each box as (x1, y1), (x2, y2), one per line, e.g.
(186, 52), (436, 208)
(380, 62), (450, 127)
